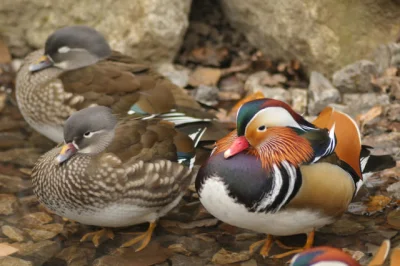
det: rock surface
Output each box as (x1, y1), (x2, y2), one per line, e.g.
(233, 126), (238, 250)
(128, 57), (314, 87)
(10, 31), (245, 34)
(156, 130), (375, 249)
(0, 256), (33, 266)
(220, 0), (400, 76)
(332, 60), (378, 93)
(343, 93), (390, 117)
(2, 225), (25, 242)
(308, 72), (340, 115)
(245, 71), (291, 103)
(0, 0), (191, 62)
(0, 194), (18, 215)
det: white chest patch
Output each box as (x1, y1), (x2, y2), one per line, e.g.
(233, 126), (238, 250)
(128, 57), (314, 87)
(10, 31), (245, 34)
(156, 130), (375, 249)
(199, 176), (334, 236)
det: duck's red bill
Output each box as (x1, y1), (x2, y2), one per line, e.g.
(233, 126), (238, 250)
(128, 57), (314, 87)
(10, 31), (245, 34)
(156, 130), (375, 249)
(224, 136), (249, 159)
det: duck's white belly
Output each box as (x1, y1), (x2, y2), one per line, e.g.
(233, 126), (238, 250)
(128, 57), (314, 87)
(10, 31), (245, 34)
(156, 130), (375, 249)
(60, 204), (159, 227)
(199, 176), (334, 236)
(54, 193), (184, 228)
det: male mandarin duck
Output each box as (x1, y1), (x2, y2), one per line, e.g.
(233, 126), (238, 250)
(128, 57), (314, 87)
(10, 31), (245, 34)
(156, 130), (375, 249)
(195, 98), (395, 258)
(290, 240), (398, 266)
(32, 106), (204, 249)
(16, 25), (224, 144)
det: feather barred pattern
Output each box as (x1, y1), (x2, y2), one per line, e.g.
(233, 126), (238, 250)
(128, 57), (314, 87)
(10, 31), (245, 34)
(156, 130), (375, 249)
(253, 161), (301, 213)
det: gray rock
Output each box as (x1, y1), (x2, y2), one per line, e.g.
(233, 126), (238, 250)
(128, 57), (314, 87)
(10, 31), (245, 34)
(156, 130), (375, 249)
(220, 0), (400, 76)
(327, 103), (350, 114)
(289, 88), (308, 114)
(176, 236), (216, 256)
(260, 88), (291, 104)
(56, 246), (96, 266)
(332, 60), (378, 93)
(2, 225), (25, 242)
(387, 182), (400, 200)
(192, 85), (219, 106)
(24, 223), (63, 242)
(343, 93), (390, 118)
(318, 218), (365, 236)
(372, 43), (400, 74)
(245, 71), (291, 103)
(0, 257), (33, 266)
(308, 72), (341, 115)
(0, 194), (18, 215)
(0, 0), (191, 62)
(156, 63), (190, 88)
(170, 254), (209, 266)
(241, 259), (258, 266)
(15, 240), (61, 266)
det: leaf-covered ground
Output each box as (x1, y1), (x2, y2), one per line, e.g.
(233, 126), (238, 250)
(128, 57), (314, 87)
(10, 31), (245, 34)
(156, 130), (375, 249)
(0, 0), (399, 265)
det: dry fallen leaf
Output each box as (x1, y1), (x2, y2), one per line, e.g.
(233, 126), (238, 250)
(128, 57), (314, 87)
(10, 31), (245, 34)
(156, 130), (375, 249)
(95, 242), (172, 266)
(0, 40), (11, 64)
(342, 248), (365, 262)
(159, 218), (218, 230)
(189, 67), (222, 87)
(261, 73), (287, 86)
(356, 105), (383, 132)
(366, 195), (392, 213)
(0, 243), (19, 256)
(212, 248), (251, 265)
(168, 243), (192, 256)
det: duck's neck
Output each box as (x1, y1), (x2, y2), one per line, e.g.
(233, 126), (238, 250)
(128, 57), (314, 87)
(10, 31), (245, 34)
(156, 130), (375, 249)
(16, 50), (73, 142)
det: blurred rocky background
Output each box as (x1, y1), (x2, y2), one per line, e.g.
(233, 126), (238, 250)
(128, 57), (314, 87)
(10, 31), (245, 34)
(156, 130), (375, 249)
(0, 0), (399, 265)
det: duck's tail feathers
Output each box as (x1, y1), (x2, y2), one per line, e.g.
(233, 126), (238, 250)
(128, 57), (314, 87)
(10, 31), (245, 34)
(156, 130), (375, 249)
(361, 145), (396, 174)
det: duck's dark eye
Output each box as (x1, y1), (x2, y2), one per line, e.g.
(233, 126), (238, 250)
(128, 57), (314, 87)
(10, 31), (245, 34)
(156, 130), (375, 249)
(258, 125), (266, 131)
(84, 131), (92, 137)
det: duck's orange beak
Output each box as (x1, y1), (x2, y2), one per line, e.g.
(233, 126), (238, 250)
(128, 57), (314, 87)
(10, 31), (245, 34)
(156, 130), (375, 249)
(56, 143), (77, 164)
(29, 55), (53, 72)
(224, 136), (249, 159)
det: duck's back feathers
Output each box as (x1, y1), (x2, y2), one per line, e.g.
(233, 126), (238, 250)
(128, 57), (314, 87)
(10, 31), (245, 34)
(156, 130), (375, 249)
(313, 107), (362, 180)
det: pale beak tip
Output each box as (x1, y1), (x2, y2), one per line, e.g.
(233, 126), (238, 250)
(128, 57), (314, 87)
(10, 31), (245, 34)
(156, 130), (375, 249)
(55, 155), (64, 164)
(224, 149), (232, 159)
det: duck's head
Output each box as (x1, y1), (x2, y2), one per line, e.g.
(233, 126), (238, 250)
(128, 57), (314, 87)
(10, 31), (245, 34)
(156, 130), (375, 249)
(224, 98), (315, 158)
(56, 106), (117, 164)
(29, 25), (112, 73)
(289, 247), (361, 266)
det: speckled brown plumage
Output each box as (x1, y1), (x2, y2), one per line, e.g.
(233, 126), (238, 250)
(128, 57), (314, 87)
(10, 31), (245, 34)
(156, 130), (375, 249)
(16, 49), (213, 143)
(32, 116), (196, 228)
(16, 26), (221, 144)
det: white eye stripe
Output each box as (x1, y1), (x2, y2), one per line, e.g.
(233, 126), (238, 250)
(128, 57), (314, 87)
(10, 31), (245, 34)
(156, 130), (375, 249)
(84, 132), (94, 138)
(83, 130), (104, 138)
(58, 46), (71, 53)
